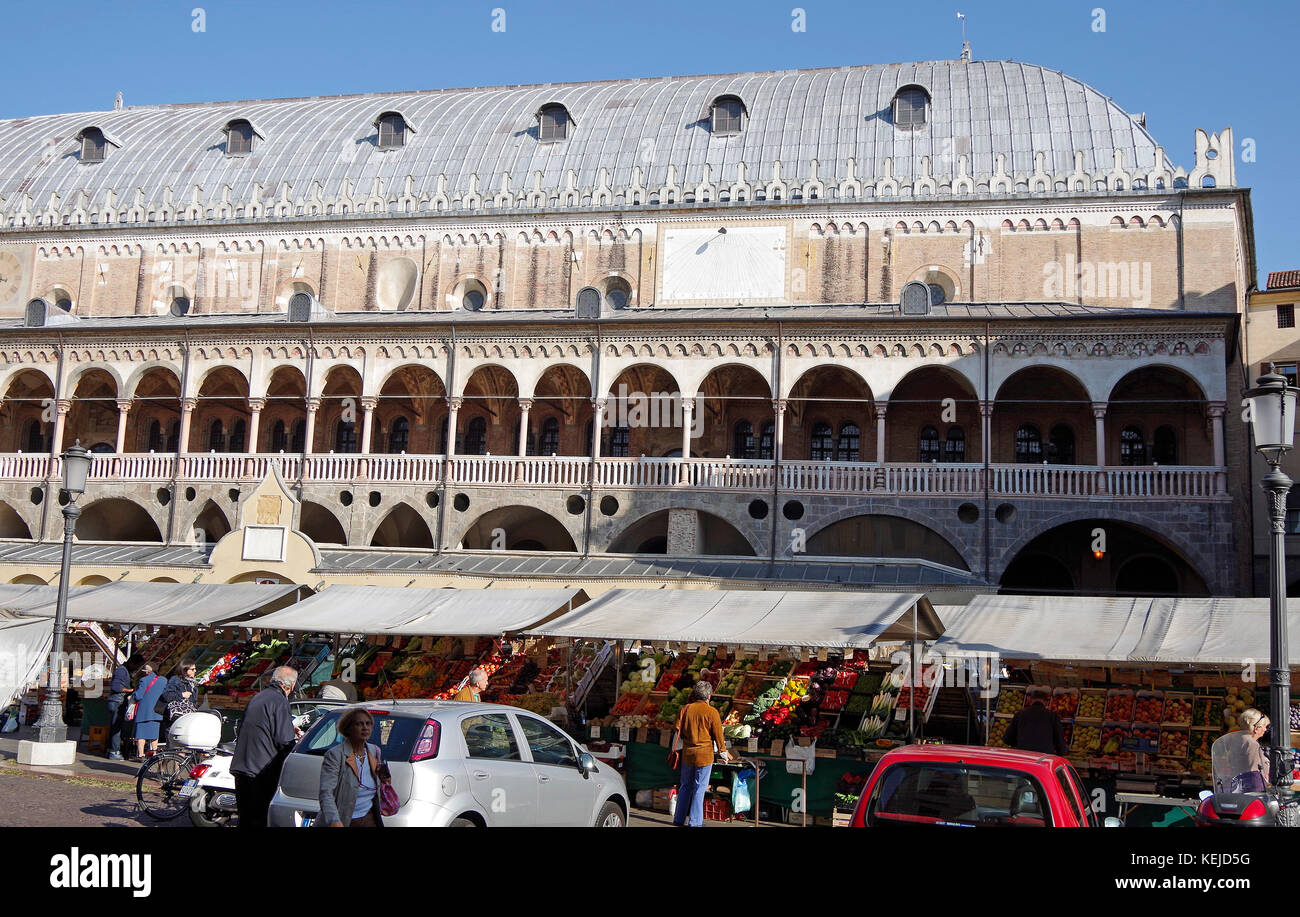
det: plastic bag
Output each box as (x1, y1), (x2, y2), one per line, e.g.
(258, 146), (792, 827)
(732, 767), (755, 814)
(785, 740), (816, 776)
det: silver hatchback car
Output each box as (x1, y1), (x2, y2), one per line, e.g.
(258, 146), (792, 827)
(268, 700), (628, 827)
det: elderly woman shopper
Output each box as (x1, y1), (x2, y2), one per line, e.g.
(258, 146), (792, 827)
(131, 664), (166, 758)
(160, 660), (199, 736)
(1212, 708), (1271, 793)
(670, 680), (730, 827)
(318, 707), (389, 827)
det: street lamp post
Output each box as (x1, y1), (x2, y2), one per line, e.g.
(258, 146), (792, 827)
(1244, 365), (1298, 787)
(29, 441), (91, 748)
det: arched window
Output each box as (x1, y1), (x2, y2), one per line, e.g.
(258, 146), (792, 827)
(335, 419), (357, 453)
(733, 420), (755, 459)
(271, 419), (287, 453)
(459, 280), (487, 311)
(605, 277), (632, 310)
(225, 119), (255, 155)
(1048, 424), (1075, 465)
(537, 103), (571, 141)
(609, 425), (630, 457)
(1120, 426), (1146, 465)
(376, 111), (407, 149)
(23, 419), (44, 453)
(388, 416), (410, 453)
(169, 420), (181, 452)
(1153, 425), (1177, 464)
(943, 426), (966, 463)
(148, 420), (162, 452)
(810, 422), (834, 461)
(540, 417), (560, 455)
(893, 86), (929, 129)
(79, 127), (107, 163)
(208, 419), (225, 452)
(919, 425), (941, 463)
(711, 95), (745, 134)
(836, 423), (860, 462)
(464, 416), (487, 455)
(1014, 424), (1042, 463)
(758, 422), (775, 460)
(290, 419), (305, 453)
(583, 420), (594, 458)
(229, 419), (246, 452)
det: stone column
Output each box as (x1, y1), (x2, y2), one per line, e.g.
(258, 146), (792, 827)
(50, 399), (71, 455)
(980, 400), (994, 464)
(1208, 401), (1226, 495)
(1092, 403), (1108, 466)
(875, 403), (888, 464)
(178, 397), (196, 453)
(772, 399), (787, 461)
(303, 397), (321, 454)
(445, 397), (461, 457)
(591, 398), (606, 461)
(246, 398), (265, 453)
(360, 396), (378, 454)
(680, 397), (694, 459)
(517, 399), (533, 456)
(114, 400), (132, 454)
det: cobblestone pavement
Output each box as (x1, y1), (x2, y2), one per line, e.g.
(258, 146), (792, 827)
(0, 767), (185, 828)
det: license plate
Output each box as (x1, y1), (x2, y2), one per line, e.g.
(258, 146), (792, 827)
(299, 816), (314, 828)
(178, 779), (199, 798)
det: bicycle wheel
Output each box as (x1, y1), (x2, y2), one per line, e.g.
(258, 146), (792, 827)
(136, 752), (192, 821)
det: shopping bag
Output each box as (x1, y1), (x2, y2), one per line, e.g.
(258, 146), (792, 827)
(732, 767), (755, 814)
(379, 781), (401, 816)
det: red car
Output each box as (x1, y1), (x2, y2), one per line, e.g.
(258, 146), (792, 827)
(849, 744), (1108, 828)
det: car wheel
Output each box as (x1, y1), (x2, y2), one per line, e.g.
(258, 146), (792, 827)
(450, 817), (478, 827)
(595, 801), (625, 828)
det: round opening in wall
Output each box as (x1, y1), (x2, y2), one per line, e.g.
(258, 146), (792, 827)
(599, 496), (619, 516)
(995, 503), (1017, 524)
(157, 487), (171, 506)
(426, 491), (440, 509)
(58, 490), (69, 507)
(782, 500), (804, 521)
(185, 487), (197, 502)
(228, 488), (240, 503)
(453, 493), (470, 512)
(30, 487), (43, 505)
(957, 503), (979, 524)
(368, 491), (381, 508)
(566, 495), (585, 515)
(340, 491), (353, 507)
(748, 499), (769, 520)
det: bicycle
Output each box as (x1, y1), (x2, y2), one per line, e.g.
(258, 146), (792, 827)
(135, 709), (228, 820)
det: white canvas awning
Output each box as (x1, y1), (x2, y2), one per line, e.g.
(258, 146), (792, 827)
(931, 595), (1155, 663)
(241, 586), (587, 636)
(0, 584), (64, 613)
(14, 582), (302, 628)
(1129, 597), (1300, 666)
(524, 589), (941, 647)
(0, 612), (54, 710)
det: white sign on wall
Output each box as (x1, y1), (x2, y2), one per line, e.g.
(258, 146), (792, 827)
(661, 225), (786, 303)
(242, 525), (287, 563)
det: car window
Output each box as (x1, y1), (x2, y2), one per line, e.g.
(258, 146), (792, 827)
(460, 713), (521, 761)
(517, 715), (578, 767)
(1054, 767), (1085, 826)
(297, 710), (423, 760)
(1065, 764), (1099, 827)
(867, 762), (1053, 827)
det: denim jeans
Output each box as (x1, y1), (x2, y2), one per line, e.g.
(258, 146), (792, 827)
(673, 762), (712, 826)
(106, 694), (126, 755)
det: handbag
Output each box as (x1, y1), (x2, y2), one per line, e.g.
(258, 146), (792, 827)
(379, 780), (400, 816)
(167, 699), (197, 719)
(666, 750), (680, 770)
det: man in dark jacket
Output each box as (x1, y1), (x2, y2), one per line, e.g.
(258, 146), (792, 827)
(1003, 697), (1069, 756)
(232, 666), (299, 828)
(105, 653), (140, 761)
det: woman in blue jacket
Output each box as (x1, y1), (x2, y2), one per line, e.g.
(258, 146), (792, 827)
(132, 665), (167, 757)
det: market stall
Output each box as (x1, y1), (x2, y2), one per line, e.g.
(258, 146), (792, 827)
(523, 588), (942, 822)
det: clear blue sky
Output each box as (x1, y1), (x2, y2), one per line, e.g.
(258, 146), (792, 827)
(3, 0), (1293, 284)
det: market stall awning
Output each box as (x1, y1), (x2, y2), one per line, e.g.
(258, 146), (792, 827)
(0, 584), (64, 613)
(239, 586), (588, 635)
(14, 581), (303, 628)
(930, 595), (1155, 663)
(1128, 597), (1300, 666)
(0, 612), (54, 709)
(523, 589), (941, 647)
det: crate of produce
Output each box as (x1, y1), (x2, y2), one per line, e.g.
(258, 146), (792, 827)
(1050, 687), (1080, 719)
(988, 715), (1011, 747)
(1076, 689), (1106, 721)
(1071, 722), (1101, 755)
(1161, 693), (1193, 726)
(1124, 724), (1159, 754)
(1133, 690), (1165, 724)
(1099, 722), (1130, 756)
(1157, 727), (1190, 759)
(1192, 695), (1220, 728)
(1103, 689), (1134, 722)
(852, 671), (882, 696)
(995, 685), (1026, 715)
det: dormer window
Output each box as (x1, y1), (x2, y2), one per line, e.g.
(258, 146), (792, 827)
(893, 85), (930, 129)
(711, 95), (745, 134)
(537, 103), (571, 141)
(376, 111), (408, 149)
(225, 119), (254, 154)
(79, 127), (107, 163)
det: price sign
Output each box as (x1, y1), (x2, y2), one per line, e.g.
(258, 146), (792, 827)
(895, 708), (907, 721)
(618, 726), (631, 742)
(590, 725), (601, 738)
(747, 737), (759, 753)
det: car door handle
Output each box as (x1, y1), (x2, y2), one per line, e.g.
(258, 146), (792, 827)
(473, 771), (489, 779)
(538, 774), (551, 783)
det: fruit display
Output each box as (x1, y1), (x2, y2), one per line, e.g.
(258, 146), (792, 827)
(995, 686), (1026, 714)
(1158, 728), (1190, 758)
(1190, 732), (1214, 775)
(988, 718), (1011, 747)
(1076, 691), (1106, 720)
(1129, 725), (1159, 753)
(1071, 724), (1101, 754)
(1193, 696), (1219, 727)
(1050, 688), (1079, 718)
(1161, 695), (1193, 725)
(1133, 692), (1164, 724)
(1100, 723), (1130, 755)
(1223, 686), (1255, 730)
(1104, 690), (1134, 721)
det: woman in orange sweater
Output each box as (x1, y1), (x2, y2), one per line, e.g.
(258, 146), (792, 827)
(671, 680), (730, 826)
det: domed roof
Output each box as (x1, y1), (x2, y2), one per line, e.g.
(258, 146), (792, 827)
(0, 59), (1172, 212)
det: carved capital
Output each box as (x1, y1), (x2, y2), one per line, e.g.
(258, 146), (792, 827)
(1091, 402), (1108, 420)
(304, 397), (322, 413)
(247, 398), (266, 412)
